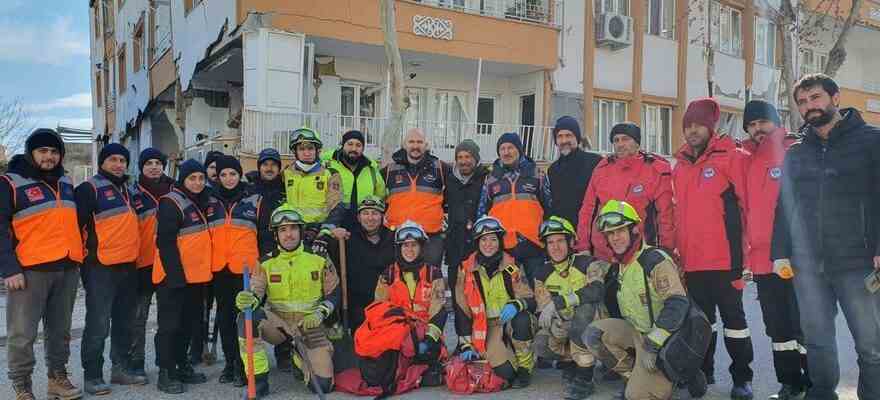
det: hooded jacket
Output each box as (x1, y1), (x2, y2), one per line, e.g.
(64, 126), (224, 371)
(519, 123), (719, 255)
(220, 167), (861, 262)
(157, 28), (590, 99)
(673, 134), (749, 273)
(575, 151), (674, 261)
(0, 154), (79, 277)
(741, 128), (800, 274)
(444, 164), (489, 270)
(548, 148), (603, 228)
(245, 170), (285, 255)
(771, 108), (880, 273)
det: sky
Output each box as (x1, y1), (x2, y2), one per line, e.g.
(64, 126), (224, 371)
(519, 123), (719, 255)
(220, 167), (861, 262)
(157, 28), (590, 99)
(0, 0), (93, 145)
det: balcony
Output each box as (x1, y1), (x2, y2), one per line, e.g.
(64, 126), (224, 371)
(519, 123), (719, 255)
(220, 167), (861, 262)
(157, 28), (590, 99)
(241, 110), (558, 162)
(408, 0), (563, 27)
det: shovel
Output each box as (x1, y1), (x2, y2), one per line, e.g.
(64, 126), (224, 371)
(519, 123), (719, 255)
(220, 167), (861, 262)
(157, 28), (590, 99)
(242, 265), (257, 400)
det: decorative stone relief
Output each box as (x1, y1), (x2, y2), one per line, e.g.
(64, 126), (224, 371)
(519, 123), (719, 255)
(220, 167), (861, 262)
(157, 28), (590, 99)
(413, 15), (453, 41)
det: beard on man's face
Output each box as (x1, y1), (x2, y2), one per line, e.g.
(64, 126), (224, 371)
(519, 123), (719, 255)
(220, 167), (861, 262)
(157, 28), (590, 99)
(805, 105), (836, 127)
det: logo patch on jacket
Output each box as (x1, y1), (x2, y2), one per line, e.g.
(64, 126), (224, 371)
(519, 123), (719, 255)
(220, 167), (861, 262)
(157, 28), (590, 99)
(316, 180), (324, 190)
(205, 206), (214, 217)
(189, 211), (201, 222)
(24, 187), (44, 202)
(395, 175), (403, 184)
(311, 271), (320, 281)
(769, 167), (782, 179)
(270, 274), (282, 283)
(491, 183), (502, 194)
(244, 209), (256, 218)
(521, 183), (536, 193)
(702, 167), (716, 179)
(104, 189), (116, 201)
(423, 174), (436, 183)
(631, 184), (644, 194)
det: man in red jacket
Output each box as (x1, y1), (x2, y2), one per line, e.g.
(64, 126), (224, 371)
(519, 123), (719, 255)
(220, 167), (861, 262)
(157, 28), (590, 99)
(574, 122), (674, 261)
(673, 97), (754, 399)
(741, 100), (810, 400)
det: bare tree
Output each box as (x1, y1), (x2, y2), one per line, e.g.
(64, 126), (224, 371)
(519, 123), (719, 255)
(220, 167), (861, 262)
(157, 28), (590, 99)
(380, 0), (407, 167)
(0, 97), (32, 156)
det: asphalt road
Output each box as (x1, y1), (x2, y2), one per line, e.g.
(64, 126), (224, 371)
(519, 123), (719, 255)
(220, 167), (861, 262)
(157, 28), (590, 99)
(0, 284), (862, 399)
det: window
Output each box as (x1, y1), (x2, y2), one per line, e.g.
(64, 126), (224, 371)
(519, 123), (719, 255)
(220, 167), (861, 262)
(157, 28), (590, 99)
(133, 15), (144, 71)
(718, 111), (745, 140)
(645, 0), (675, 39)
(341, 84), (380, 141)
(96, 73), (103, 107)
(477, 97), (496, 135)
(641, 105), (672, 155)
(185, 0), (204, 14)
(755, 17), (776, 66)
(434, 91), (468, 149)
(709, 1), (742, 57)
(118, 48), (126, 94)
(593, 99), (628, 153)
(800, 49), (827, 77)
(596, 0), (629, 16)
(101, 0), (114, 35)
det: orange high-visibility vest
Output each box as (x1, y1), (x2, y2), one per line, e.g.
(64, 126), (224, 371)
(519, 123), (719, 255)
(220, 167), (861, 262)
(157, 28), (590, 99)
(485, 174), (544, 249)
(384, 159), (445, 233)
(386, 263), (435, 323)
(133, 185), (159, 269)
(2, 173), (83, 267)
(85, 174), (140, 265)
(211, 194), (260, 274)
(460, 252), (517, 354)
(152, 188), (221, 284)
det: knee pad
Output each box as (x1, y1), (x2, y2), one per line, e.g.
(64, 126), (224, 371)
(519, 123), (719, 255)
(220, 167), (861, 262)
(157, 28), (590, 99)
(583, 326), (604, 350)
(493, 361), (517, 382)
(511, 312), (533, 341)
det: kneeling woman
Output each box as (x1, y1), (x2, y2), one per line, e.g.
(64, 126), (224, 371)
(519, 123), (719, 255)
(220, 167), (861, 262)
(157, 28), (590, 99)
(454, 216), (536, 388)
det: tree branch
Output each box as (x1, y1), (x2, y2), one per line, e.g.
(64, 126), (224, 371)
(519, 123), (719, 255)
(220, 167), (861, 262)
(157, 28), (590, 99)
(380, 0), (406, 167)
(823, 0), (862, 77)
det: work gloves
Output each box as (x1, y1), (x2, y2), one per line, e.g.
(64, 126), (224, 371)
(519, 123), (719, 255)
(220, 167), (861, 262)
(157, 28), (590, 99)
(300, 304), (331, 330)
(235, 291), (259, 312)
(499, 301), (521, 323)
(538, 301), (558, 330)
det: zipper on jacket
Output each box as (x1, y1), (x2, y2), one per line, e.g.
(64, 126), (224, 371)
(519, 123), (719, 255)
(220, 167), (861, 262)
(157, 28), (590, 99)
(862, 201), (868, 249)
(818, 145), (826, 273)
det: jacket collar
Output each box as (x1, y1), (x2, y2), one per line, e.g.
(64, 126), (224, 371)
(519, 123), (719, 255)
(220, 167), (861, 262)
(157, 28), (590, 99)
(674, 134), (735, 164)
(803, 107), (866, 146)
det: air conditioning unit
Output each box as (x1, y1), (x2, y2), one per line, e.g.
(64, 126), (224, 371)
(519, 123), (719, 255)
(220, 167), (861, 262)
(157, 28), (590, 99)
(596, 13), (633, 50)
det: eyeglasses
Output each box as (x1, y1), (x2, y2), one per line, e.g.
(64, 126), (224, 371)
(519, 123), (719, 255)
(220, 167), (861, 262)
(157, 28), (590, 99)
(473, 218), (503, 236)
(596, 212), (628, 231)
(396, 226), (426, 243)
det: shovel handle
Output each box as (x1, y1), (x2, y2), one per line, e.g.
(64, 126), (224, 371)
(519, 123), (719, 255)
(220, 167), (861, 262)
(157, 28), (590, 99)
(338, 238), (349, 330)
(243, 266), (256, 400)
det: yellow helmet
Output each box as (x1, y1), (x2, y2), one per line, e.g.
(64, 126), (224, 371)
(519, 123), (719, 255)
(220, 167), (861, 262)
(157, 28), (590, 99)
(597, 200), (641, 233)
(539, 216), (578, 241)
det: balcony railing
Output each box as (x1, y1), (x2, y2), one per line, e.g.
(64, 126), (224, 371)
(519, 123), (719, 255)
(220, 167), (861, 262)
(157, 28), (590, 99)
(241, 110), (558, 162)
(408, 0), (563, 27)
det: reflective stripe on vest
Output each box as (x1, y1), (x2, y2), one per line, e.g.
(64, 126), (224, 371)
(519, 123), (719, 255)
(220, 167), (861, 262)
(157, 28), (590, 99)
(486, 175), (543, 249)
(387, 263), (434, 322)
(261, 246), (326, 313)
(543, 256), (590, 319)
(134, 184), (159, 268)
(87, 175), (140, 265)
(3, 173), (83, 267)
(212, 194), (260, 274)
(152, 189), (219, 284)
(384, 160), (444, 233)
(284, 167), (332, 223)
(460, 252), (516, 354)
(616, 249), (663, 334)
(327, 158), (380, 207)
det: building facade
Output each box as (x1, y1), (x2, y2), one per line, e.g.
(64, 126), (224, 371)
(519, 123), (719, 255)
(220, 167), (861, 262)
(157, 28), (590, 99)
(88, 0), (880, 167)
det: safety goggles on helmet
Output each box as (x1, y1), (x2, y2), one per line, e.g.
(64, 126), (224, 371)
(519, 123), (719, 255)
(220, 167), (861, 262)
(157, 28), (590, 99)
(289, 128), (322, 151)
(539, 216), (576, 240)
(270, 206), (305, 230)
(472, 216), (505, 240)
(596, 200), (641, 233)
(358, 196), (386, 214)
(395, 222), (428, 244)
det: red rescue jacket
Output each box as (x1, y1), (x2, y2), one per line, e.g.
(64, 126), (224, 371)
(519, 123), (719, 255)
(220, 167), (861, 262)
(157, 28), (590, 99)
(575, 152), (674, 261)
(742, 128), (798, 275)
(673, 135), (750, 273)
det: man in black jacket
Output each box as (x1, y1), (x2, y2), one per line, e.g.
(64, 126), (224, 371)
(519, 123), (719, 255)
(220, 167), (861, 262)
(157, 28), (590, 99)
(771, 73), (880, 400)
(444, 139), (489, 289)
(547, 116), (603, 229)
(245, 148), (285, 255)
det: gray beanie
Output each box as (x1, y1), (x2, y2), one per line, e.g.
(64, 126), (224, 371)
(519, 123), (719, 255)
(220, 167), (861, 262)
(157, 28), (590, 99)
(454, 139), (481, 163)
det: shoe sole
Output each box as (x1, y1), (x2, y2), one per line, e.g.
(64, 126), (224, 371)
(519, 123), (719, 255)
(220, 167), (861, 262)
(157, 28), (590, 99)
(84, 389), (111, 396)
(47, 394), (82, 400)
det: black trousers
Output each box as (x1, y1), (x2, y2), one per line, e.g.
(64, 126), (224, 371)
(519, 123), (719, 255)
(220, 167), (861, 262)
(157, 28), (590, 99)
(156, 284), (205, 370)
(685, 270), (754, 385)
(754, 274), (811, 388)
(213, 269), (243, 366)
(80, 264), (138, 379)
(189, 283), (214, 360)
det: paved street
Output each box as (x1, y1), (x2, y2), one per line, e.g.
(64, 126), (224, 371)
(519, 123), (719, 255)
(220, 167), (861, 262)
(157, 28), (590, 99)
(0, 284), (861, 399)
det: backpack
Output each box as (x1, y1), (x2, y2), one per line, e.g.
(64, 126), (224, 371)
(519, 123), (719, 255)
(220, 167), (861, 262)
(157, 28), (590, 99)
(445, 356), (507, 394)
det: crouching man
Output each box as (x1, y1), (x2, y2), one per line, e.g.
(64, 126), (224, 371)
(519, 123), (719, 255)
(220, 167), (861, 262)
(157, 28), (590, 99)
(454, 216), (536, 389)
(583, 200), (708, 400)
(533, 216), (611, 400)
(234, 205), (340, 398)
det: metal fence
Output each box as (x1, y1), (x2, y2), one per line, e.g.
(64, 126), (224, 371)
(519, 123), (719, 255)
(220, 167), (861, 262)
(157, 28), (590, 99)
(410, 0), (563, 27)
(241, 110), (559, 162)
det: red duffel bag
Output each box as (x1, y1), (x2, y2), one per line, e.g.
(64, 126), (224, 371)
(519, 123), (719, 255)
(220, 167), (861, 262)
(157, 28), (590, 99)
(445, 356), (507, 394)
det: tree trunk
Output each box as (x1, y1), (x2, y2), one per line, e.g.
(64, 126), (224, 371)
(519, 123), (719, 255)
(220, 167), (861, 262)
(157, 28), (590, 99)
(823, 0), (863, 77)
(778, 0), (802, 130)
(380, 0), (406, 167)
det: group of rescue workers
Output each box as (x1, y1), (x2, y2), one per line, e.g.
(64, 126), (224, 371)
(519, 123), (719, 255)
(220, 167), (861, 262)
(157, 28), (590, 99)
(3, 72), (880, 400)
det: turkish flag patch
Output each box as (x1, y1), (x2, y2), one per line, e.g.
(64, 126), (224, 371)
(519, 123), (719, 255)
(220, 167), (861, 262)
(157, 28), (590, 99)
(104, 189), (116, 200)
(270, 274), (282, 283)
(24, 187), (44, 202)
(190, 211), (201, 221)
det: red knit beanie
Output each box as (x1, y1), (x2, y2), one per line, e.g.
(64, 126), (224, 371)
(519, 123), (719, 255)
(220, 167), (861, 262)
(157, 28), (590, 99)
(683, 97), (721, 134)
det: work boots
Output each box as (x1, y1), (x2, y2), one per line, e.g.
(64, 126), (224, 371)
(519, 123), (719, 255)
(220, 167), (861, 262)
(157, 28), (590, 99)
(83, 378), (111, 396)
(13, 378), (35, 400)
(241, 373), (270, 399)
(127, 359), (148, 382)
(111, 365), (148, 386)
(47, 370), (82, 400)
(731, 382), (755, 400)
(510, 368), (532, 389)
(219, 362), (236, 384)
(564, 367), (596, 400)
(175, 363), (207, 384)
(157, 368), (184, 394)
